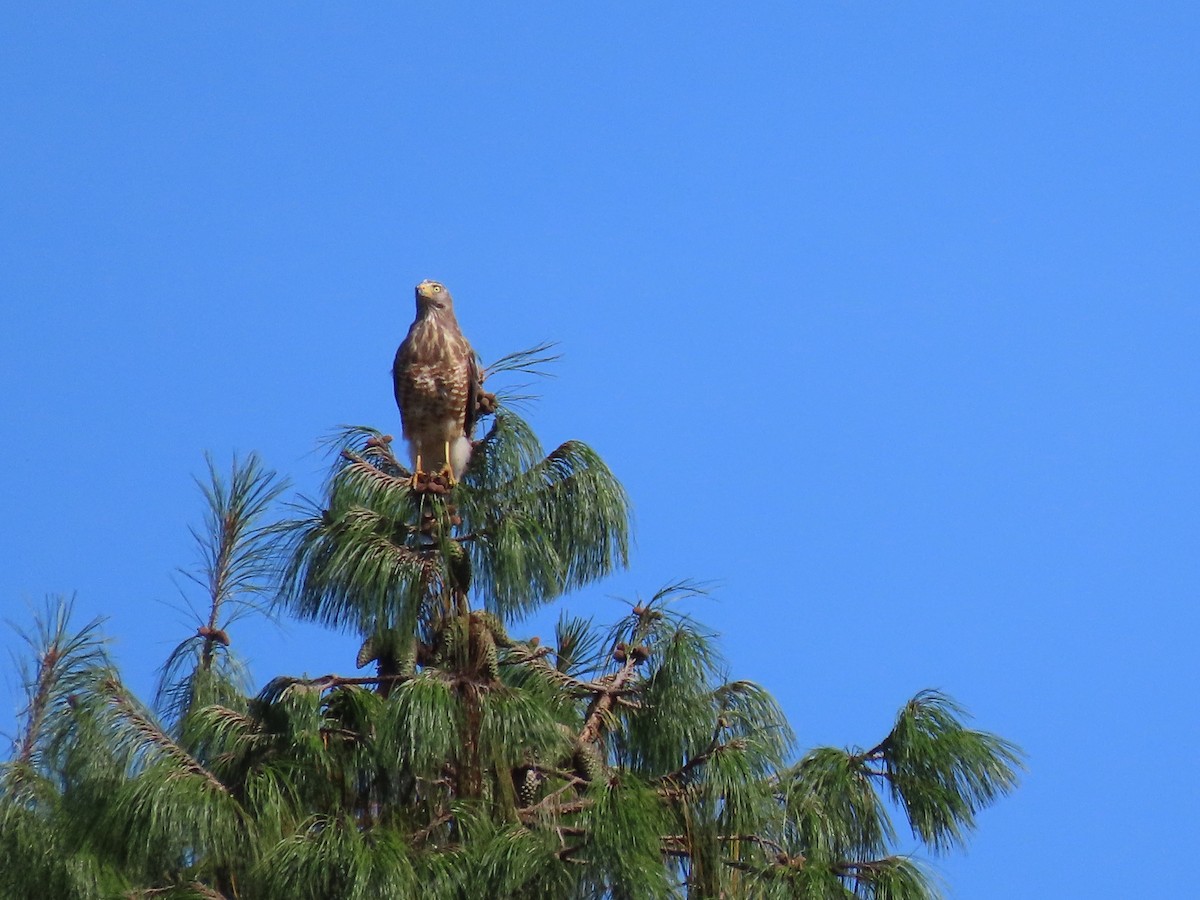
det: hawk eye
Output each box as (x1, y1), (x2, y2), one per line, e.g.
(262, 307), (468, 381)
(432, 285), (442, 293)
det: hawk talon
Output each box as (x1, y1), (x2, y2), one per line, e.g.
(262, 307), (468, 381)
(407, 466), (454, 496)
(408, 455), (428, 492)
(436, 442), (458, 489)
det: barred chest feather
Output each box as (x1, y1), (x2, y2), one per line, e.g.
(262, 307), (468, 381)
(392, 311), (476, 482)
(395, 323), (470, 423)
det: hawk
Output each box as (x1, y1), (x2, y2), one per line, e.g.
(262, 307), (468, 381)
(392, 280), (481, 485)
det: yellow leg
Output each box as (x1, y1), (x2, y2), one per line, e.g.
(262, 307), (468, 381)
(410, 448), (456, 493)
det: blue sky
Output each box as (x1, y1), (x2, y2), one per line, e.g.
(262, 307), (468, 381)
(2, 4), (1197, 896)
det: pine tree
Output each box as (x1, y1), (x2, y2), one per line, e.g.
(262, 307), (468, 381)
(1, 364), (1022, 899)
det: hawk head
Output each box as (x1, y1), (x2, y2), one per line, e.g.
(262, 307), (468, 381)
(415, 280), (454, 315)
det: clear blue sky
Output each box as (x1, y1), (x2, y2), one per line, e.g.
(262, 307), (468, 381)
(2, 4), (1197, 896)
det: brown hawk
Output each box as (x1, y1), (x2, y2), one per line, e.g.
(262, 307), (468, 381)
(392, 280), (480, 484)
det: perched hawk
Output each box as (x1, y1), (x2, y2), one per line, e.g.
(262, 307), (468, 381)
(392, 280), (480, 483)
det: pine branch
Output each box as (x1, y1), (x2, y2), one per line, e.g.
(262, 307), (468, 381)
(15, 647), (57, 768)
(578, 653), (640, 746)
(662, 831), (787, 857)
(875, 690), (1024, 853)
(482, 341), (561, 381)
(104, 679), (229, 795)
(266, 673), (416, 691)
(409, 810), (455, 845)
(131, 883), (227, 899)
(501, 646), (608, 697)
(340, 449), (414, 493)
(189, 452), (286, 630)
(516, 780), (589, 821)
(156, 454), (284, 723)
(653, 737), (748, 790)
(9, 597), (111, 772)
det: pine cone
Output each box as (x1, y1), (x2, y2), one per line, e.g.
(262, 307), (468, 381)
(355, 636), (378, 669)
(574, 744), (606, 783)
(517, 767), (543, 806)
(197, 625), (230, 646)
(481, 633), (500, 682)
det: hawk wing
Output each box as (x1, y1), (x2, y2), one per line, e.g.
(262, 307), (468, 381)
(464, 351), (481, 442)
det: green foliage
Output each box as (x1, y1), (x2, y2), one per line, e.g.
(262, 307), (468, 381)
(8, 597), (112, 773)
(873, 690), (1024, 853)
(1, 379), (1021, 898)
(277, 433), (435, 636)
(255, 814), (419, 900)
(458, 424), (632, 616)
(279, 411), (631, 641)
(157, 453), (286, 724)
(1, 600), (129, 898)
